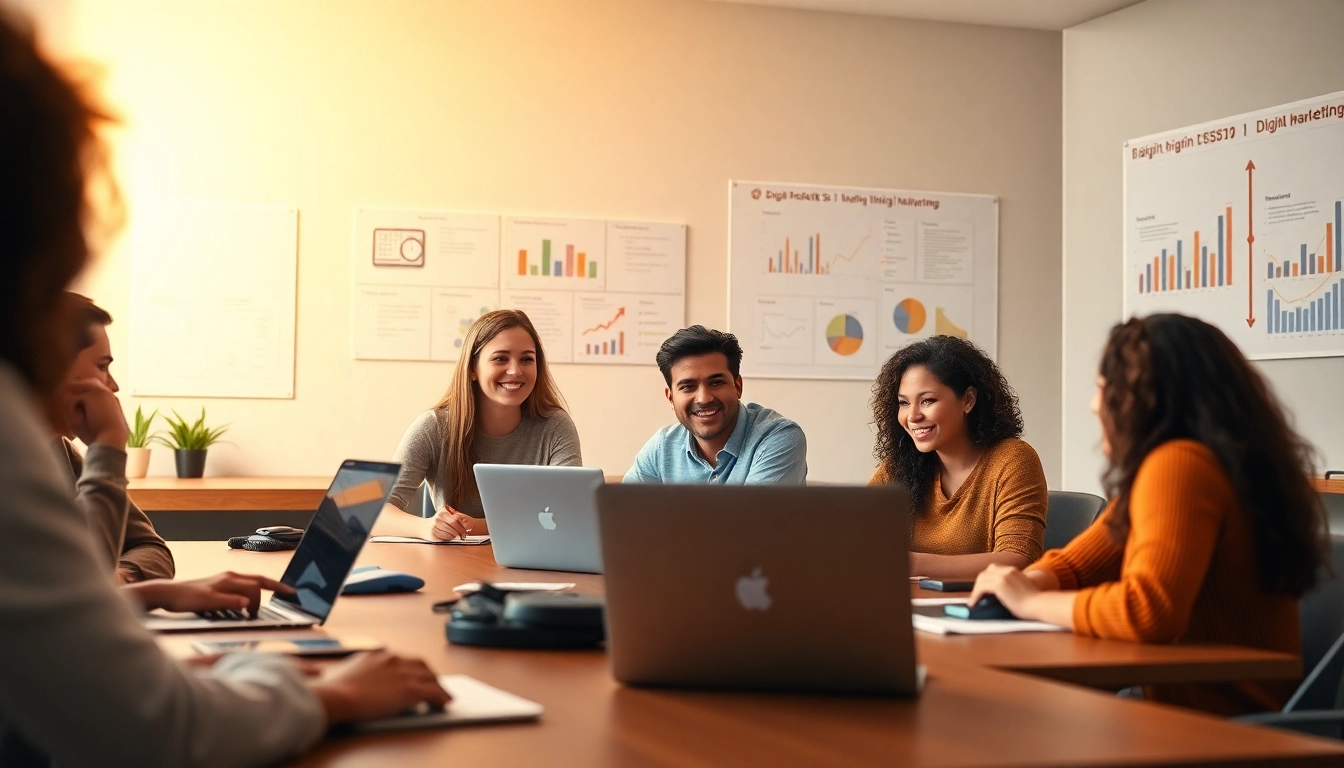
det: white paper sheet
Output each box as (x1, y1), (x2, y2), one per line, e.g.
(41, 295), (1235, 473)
(129, 201), (297, 398)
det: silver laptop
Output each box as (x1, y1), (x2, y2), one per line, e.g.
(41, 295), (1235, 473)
(596, 484), (922, 695)
(144, 459), (401, 632)
(474, 464), (605, 573)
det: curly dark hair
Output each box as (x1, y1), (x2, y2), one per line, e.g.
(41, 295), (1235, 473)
(1098, 314), (1326, 597)
(871, 336), (1023, 511)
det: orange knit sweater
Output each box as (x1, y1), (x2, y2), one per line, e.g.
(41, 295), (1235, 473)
(869, 438), (1047, 562)
(1032, 439), (1300, 715)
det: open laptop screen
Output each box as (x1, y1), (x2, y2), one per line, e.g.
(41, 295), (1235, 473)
(272, 460), (400, 620)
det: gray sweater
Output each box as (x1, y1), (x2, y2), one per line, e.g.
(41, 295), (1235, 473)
(390, 408), (582, 517)
(0, 363), (324, 767)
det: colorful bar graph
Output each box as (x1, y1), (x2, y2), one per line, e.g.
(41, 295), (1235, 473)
(516, 239), (599, 279)
(772, 234), (829, 274)
(584, 332), (626, 356)
(1136, 213), (1231, 294)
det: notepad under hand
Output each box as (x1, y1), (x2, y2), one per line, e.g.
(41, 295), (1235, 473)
(910, 601), (1068, 635)
(352, 675), (542, 732)
(369, 535), (491, 545)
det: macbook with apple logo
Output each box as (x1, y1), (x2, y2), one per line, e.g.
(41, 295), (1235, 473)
(473, 464), (606, 574)
(596, 484), (922, 696)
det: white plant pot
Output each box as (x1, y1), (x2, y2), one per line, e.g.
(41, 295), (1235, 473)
(126, 447), (151, 479)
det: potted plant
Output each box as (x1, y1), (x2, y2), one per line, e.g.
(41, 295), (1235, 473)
(124, 405), (159, 479)
(155, 408), (230, 479)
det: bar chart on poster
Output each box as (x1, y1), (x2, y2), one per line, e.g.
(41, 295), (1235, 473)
(729, 181), (998, 380)
(1124, 89), (1344, 359)
(352, 208), (685, 364)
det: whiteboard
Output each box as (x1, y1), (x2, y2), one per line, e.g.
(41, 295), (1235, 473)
(129, 201), (297, 398)
(1123, 89), (1344, 359)
(729, 180), (998, 380)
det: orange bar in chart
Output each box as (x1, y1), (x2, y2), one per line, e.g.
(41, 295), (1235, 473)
(565, 244), (575, 278)
(1321, 255), (1327, 274)
(1194, 231), (1200, 285)
(518, 249), (528, 276)
(619, 332), (625, 355)
(1194, 241), (1200, 287)
(1225, 207), (1233, 286)
(1153, 257), (1160, 291)
(1168, 259), (1175, 292)
(578, 252), (586, 277)
(1293, 263), (1300, 276)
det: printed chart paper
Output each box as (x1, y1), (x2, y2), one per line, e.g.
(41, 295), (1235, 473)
(352, 208), (686, 364)
(729, 181), (998, 380)
(1124, 89), (1344, 359)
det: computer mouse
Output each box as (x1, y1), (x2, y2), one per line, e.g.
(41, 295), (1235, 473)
(942, 594), (1016, 620)
(341, 565), (426, 595)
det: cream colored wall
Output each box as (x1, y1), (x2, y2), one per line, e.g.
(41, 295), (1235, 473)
(1062, 0), (1344, 492)
(46, 0), (1062, 482)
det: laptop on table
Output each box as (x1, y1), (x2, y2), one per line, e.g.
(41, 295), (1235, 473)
(144, 459), (401, 632)
(473, 464), (605, 574)
(596, 484), (922, 695)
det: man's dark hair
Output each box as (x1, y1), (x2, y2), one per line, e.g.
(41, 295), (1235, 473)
(64, 292), (111, 350)
(655, 325), (743, 386)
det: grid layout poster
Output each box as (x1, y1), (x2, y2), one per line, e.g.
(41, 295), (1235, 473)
(351, 208), (686, 364)
(1123, 89), (1344, 359)
(728, 181), (998, 380)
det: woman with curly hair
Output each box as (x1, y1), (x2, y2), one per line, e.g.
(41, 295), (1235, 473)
(869, 336), (1047, 580)
(969, 314), (1328, 715)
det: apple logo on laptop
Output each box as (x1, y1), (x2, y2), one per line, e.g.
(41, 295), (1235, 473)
(538, 506), (557, 531)
(735, 567), (771, 611)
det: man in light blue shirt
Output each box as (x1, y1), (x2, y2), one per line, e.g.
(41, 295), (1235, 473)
(624, 326), (807, 484)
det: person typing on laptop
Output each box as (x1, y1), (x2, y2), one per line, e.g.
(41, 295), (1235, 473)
(0, 19), (448, 765)
(624, 326), (807, 485)
(373, 310), (582, 542)
(42, 292), (174, 583)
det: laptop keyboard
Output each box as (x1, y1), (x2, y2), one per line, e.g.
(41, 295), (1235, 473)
(194, 605), (286, 622)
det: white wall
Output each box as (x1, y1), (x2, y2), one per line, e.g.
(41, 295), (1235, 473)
(43, 0), (1062, 483)
(1062, 0), (1344, 492)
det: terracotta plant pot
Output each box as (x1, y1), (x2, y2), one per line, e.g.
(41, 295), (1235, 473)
(126, 446), (151, 479)
(174, 449), (208, 479)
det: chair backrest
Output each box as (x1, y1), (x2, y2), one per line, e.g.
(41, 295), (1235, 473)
(1043, 490), (1107, 551)
(1290, 534), (1344, 711)
(400, 483), (433, 518)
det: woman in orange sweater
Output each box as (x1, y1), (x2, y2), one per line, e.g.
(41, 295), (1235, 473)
(969, 313), (1328, 715)
(870, 336), (1047, 580)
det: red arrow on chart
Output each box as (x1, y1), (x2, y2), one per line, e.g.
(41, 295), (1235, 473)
(1246, 160), (1256, 328)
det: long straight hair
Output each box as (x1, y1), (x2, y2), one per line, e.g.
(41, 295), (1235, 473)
(432, 309), (567, 508)
(1098, 314), (1326, 597)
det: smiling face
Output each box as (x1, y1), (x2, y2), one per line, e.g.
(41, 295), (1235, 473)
(666, 352), (743, 446)
(65, 322), (117, 392)
(471, 326), (537, 409)
(896, 364), (975, 454)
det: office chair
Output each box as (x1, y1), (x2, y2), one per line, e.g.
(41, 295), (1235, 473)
(401, 483), (433, 518)
(1238, 534), (1344, 739)
(1043, 490), (1107, 551)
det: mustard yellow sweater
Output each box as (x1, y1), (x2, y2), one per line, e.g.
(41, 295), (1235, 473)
(870, 437), (1047, 562)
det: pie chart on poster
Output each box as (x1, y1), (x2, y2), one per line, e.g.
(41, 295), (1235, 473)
(826, 314), (864, 355)
(893, 298), (926, 334)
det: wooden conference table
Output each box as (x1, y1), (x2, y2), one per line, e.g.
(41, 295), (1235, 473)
(164, 541), (1344, 767)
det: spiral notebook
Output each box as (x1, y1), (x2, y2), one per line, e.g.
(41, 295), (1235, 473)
(353, 675), (542, 732)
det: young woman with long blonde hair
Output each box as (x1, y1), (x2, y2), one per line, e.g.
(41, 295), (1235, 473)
(374, 310), (581, 541)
